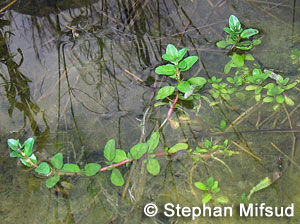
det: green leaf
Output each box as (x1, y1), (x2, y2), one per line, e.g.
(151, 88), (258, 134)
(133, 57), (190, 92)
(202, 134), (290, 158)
(168, 143), (188, 153)
(224, 27), (235, 35)
(46, 175), (60, 188)
(284, 96), (295, 106)
(220, 120), (226, 129)
(241, 28), (259, 38)
(245, 54), (255, 61)
(51, 153), (63, 169)
(23, 138), (34, 157)
(29, 153), (37, 165)
(112, 149), (128, 163)
(247, 177), (272, 200)
(166, 44), (178, 60)
(285, 82), (298, 90)
(245, 85), (257, 91)
(224, 61), (233, 74)
(232, 53), (244, 67)
(154, 102), (168, 107)
(177, 48), (187, 61)
(216, 196), (229, 204)
(155, 64), (176, 75)
(61, 163), (82, 173)
(216, 40), (229, 48)
(10, 151), (22, 158)
(252, 39), (262, 45)
(255, 94), (261, 102)
(263, 97), (274, 103)
(206, 177), (214, 188)
(147, 132), (160, 153)
(130, 143), (148, 160)
(7, 139), (20, 151)
(255, 86), (263, 95)
(236, 41), (253, 50)
(195, 182), (208, 191)
(110, 168), (124, 186)
(177, 81), (191, 93)
(84, 163), (101, 177)
(146, 159), (160, 175)
(229, 15), (242, 32)
(156, 86), (175, 100)
(205, 139), (212, 148)
(188, 77), (207, 87)
(104, 139), (116, 162)
(276, 95), (284, 104)
(180, 56), (198, 71)
(273, 104), (281, 111)
(202, 192), (212, 204)
(35, 162), (51, 175)
(162, 54), (174, 62)
(20, 158), (32, 167)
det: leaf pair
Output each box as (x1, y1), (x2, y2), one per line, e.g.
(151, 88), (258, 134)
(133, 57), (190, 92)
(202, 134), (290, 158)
(8, 138), (37, 167)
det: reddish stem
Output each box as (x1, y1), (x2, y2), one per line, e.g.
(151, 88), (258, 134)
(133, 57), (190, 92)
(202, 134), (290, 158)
(98, 150), (220, 173)
(167, 93), (179, 120)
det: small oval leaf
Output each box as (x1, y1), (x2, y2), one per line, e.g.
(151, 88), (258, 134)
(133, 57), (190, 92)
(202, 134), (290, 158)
(146, 158), (160, 176)
(155, 64), (176, 75)
(84, 163), (101, 177)
(24, 138), (34, 157)
(168, 143), (188, 153)
(130, 143), (148, 160)
(104, 139), (116, 162)
(241, 28), (259, 39)
(110, 168), (125, 186)
(35, 162), (51, 175)
(51, 153), (63, 169)
(46, 175), (60, 188)
(156, 86), (175, 100)
(61, 164), (82, 173)
(7, 139), (20, 151)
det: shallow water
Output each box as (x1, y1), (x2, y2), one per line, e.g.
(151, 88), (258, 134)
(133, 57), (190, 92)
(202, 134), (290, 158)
(1, 0), (300, 223)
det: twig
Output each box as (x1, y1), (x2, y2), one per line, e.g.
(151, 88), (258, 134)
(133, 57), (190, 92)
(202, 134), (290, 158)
(230, 140), (262, 162)
(283, 104), (296, 157)
(0, 0), (18, 13)
(271, 142), (300, 170)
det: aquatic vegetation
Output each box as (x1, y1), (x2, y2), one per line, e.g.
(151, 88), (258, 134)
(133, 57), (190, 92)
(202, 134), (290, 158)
(155, 44), (206, 101)
(216, 15), (261, 51)
(194, 177), (229, 204)
(224, 53), (255, 74)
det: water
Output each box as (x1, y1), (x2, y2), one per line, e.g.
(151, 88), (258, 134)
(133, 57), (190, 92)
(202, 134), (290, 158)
(1, 0), (300, 223)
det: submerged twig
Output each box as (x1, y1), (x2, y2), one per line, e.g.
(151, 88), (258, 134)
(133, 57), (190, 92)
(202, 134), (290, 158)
(283, 104), (296, 157)
(271, 142), (300, 170)
(230, 140), (262, 162)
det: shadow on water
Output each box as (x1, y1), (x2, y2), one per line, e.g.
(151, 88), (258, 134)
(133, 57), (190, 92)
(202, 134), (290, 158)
(1, 0), (300, 223)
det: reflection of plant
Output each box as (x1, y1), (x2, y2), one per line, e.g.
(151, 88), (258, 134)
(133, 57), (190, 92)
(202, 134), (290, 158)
(216, 15), (261, 51)
(195, 177), (229, 204)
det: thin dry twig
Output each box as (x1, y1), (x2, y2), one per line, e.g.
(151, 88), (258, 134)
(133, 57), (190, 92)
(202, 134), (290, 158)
(0, 0), (18, 13)
(230, 140), (262, 162)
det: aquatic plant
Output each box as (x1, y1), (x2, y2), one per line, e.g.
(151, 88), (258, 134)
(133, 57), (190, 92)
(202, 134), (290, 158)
(216, 15), (261, 51)
(195, 177), (229, 204)
(155, 44), (206, 126)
